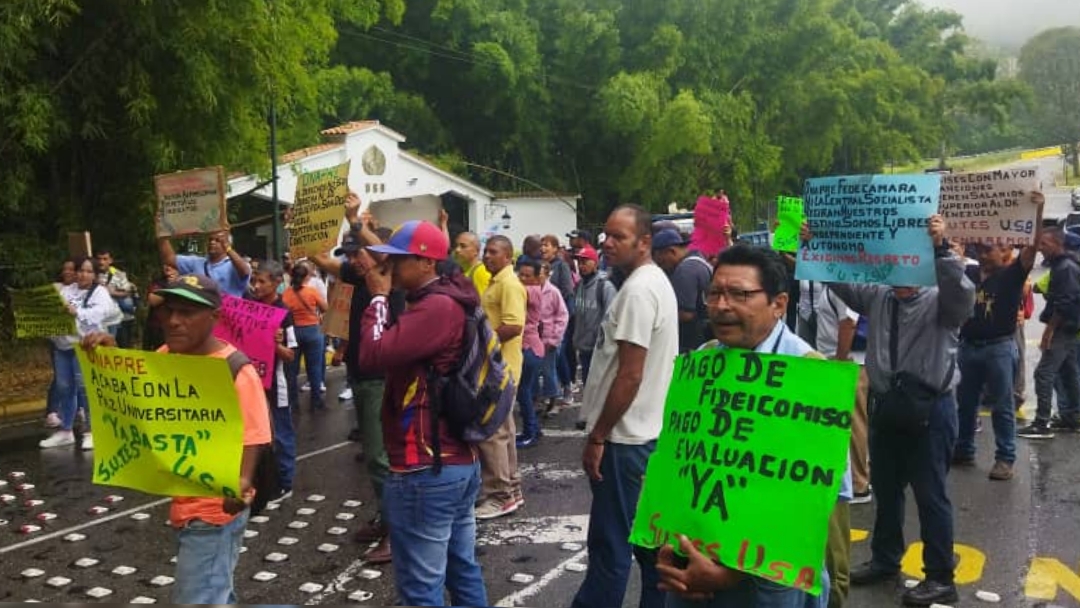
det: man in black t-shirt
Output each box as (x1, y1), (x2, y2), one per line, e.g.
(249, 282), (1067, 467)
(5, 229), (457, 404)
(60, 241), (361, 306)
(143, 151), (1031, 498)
(956, 240), (1036, 481)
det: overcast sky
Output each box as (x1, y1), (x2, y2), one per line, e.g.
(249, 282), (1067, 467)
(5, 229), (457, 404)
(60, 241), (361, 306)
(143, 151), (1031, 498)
(919, 0), (1080, 50)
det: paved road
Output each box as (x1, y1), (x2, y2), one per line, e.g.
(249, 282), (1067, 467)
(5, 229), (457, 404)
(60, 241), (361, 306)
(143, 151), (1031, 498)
(1009, 154), (1073, 221)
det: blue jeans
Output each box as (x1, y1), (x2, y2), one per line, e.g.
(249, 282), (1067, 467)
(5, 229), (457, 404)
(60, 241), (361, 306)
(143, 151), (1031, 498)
(868, 392), (957, 584)
(54, 348), (89, 432)
(172, 510), (249, 603)
(573, 441), (665, 608)
(46, 343), (59, 416)
(666, 569), (830, 608)
(267, 397), (296, 490)
(518, 348), (544, 438)
(384, 462), (487, 606)
(288, 324), (325, 409)
(538, 345), (561, 398)
(957, 338), (1017, 463)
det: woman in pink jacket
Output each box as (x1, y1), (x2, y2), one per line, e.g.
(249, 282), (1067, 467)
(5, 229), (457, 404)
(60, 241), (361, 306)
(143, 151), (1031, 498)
(516, 260), (567, 447)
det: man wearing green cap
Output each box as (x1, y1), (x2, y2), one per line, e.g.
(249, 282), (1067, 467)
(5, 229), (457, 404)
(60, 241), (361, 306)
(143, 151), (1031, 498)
(82, 274), (271, 604)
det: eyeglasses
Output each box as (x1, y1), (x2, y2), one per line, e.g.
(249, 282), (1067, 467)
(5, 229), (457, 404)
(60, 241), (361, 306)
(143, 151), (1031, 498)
(705, 287), (766, 304)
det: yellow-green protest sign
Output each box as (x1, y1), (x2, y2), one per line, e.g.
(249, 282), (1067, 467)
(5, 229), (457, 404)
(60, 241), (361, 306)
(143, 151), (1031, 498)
(772, 196), (805, 253)
(10, 285), (76, 338)
(630, 348), (857, 596)
(76, 347), (244, 499)
(288, 160), (351, 258)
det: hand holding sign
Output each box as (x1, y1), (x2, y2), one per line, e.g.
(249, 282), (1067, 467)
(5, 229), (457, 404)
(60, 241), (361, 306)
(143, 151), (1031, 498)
(345, 191), (362, 224)
(929, 214), (946, 248)
(657, 534), (744, 600)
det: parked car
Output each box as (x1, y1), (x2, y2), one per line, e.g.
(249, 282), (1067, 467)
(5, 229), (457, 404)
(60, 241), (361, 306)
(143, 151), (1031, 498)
(1071, 186), (1080, 210)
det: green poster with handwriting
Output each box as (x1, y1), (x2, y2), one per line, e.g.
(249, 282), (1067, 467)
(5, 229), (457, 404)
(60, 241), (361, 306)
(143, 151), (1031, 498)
(772, 196), (805, 253)
(630, 348), (857, 596)
(10, 285), (76, 338)
(77, 347), (244, 498)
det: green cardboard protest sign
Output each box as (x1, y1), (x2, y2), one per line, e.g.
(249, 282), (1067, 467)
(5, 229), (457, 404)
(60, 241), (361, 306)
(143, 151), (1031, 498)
(629, 348), (857, 596)
(10, 285), (77, 339)
(772, 196), (805, 253)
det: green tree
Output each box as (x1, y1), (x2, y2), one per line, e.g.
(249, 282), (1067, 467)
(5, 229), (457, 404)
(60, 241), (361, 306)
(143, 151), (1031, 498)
(0, 0), (398, 274)
(1020, 27), (1080, 177)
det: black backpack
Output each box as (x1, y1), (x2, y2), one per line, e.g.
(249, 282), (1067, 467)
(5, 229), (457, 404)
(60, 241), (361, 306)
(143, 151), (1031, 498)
(224, 350), (279, 516)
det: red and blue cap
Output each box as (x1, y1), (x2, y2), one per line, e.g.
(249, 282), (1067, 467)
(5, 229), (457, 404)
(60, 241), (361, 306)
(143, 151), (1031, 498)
(366, 220), (449, 261)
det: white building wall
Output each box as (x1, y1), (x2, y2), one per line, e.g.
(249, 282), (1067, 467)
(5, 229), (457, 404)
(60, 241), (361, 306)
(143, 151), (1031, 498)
(226, 123), (578, 250)
(483, 197), (579, 251)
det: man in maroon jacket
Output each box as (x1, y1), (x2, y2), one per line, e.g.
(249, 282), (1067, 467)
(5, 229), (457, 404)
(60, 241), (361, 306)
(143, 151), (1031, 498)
(357, 220), (488, 607)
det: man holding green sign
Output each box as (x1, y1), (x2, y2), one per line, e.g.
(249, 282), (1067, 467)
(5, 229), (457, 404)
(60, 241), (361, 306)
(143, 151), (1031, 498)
(635, 245), (857, 608)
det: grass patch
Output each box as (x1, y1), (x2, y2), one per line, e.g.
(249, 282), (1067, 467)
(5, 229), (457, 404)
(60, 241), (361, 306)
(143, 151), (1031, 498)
(888, 149), (1024, 175)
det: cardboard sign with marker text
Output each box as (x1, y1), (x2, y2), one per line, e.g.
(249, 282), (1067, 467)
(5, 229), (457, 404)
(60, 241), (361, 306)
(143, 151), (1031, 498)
(212, 295), (288, 389)
(322, 281), (354, 339)
(629, 348), (857, 596)
(939, 167), (1042, 246)
(772, 196), (805, 253)
(154, 166), (228, 238)
(289, 161), (351, 258)
(77, 347), (244, 498)
(9, 285), (77, 338)
(796, 173), (940, 286)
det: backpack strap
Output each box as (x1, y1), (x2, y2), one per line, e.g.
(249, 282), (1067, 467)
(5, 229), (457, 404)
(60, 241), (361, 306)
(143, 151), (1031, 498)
(595, 277), (610, 314)
(225, 349), (252, 379)
(226, 349), (276, 443)
(82, 283), (99, 308)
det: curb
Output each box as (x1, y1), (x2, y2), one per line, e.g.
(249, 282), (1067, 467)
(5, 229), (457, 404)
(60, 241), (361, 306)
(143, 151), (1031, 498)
(0, 399), (46, 426)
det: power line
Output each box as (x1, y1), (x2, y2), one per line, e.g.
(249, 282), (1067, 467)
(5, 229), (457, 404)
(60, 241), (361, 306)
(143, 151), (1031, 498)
(338, 28), (599, 92)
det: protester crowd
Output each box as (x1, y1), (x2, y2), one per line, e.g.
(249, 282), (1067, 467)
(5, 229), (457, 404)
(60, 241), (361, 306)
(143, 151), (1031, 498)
(32, 183), (1070, 607)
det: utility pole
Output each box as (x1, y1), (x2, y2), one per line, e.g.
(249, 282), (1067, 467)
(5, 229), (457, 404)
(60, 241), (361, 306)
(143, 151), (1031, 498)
(270, 100), (281, 259)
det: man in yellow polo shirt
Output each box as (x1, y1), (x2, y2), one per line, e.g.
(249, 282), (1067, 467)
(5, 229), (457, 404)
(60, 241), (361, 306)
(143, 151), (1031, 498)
(455, 231), (491, 296)
(476, 235), (526, 519)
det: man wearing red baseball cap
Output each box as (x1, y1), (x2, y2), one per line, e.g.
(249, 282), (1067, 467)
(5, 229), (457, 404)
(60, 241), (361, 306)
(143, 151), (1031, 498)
(357, 220), (488, 606)
(570, 245), (616, 430)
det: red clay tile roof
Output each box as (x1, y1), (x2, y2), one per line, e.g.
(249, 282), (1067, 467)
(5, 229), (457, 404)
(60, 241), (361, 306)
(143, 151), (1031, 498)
(279, 143), (343, 164)
(319, 120), (381, 136)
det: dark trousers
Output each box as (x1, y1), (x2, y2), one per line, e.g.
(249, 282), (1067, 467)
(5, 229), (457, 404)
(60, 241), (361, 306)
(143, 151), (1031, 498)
(1036, 331), (1080, 425)
(868, 391), (957, 584)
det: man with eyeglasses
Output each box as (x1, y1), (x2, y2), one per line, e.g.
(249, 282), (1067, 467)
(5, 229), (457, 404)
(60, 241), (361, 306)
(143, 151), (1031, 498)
(656, 244), (843, 608)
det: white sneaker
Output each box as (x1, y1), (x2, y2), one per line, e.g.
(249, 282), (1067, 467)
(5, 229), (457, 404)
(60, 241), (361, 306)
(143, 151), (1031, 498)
(339, 387), (353, 401)
(39, 431), (75, 449)
(301, 382), (311, 392)
(81, 433), (94, 451)
(44, 413), (61, 428)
